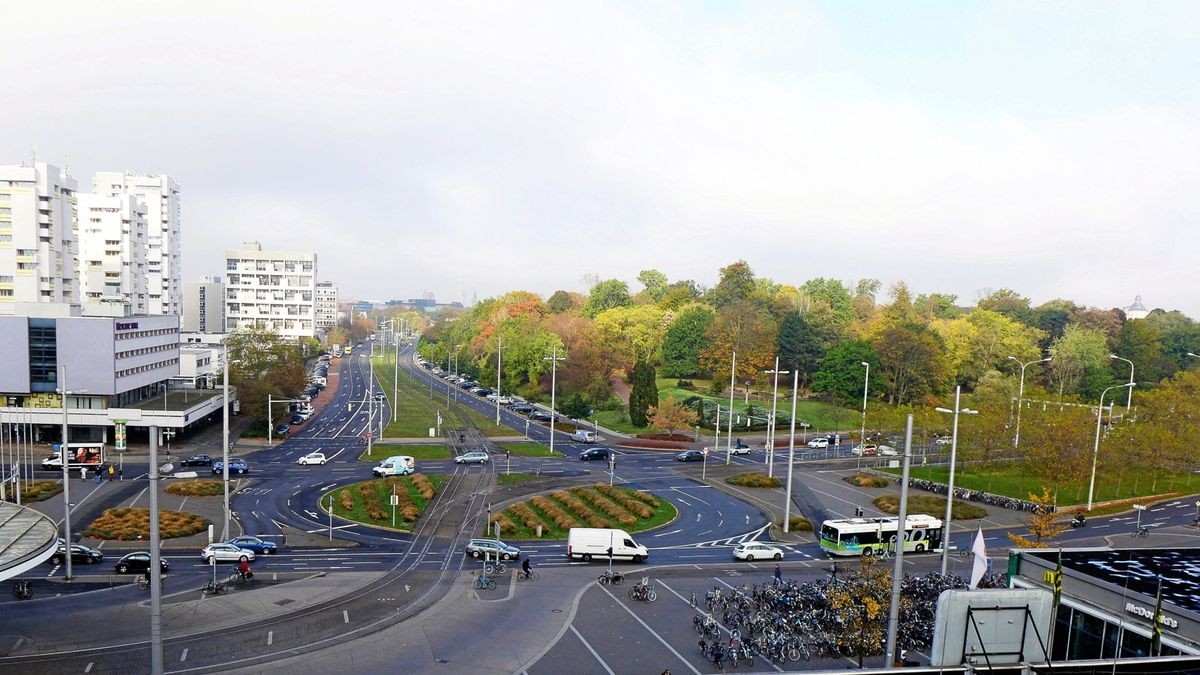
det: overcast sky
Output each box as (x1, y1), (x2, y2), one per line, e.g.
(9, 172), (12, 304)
(3, 1), (1197, 317)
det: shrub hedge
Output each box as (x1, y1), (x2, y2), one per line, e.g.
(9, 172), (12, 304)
(727, 472), (782, 488)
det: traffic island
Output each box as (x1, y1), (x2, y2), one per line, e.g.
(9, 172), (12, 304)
(320, 474), (445, 532)
(488, 484), (676, 539)
(83, 507), (209, 540)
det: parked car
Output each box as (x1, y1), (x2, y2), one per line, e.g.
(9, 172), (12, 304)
(579, 447), (610, 461)
(201, 543), (255, 564)
(275, 423), (290, 436)
(733, 541), (783, 561)
(851, 444), (877, 456)
(114, 552), (170, 575)
(474, 388), (493, 397)
(297, 452), (327, 466)
(225, 536), (277, 556)
(291, 415), (305, 425)
(464, 538), (520, 561)
(807, 438), (830, 449)
(180, 454), (213, 467)
(878, 446), (898, 456)
(933, 437), (952, 447)
(51, 542), (104, 565)
(455, 450), (490, 465)
(212, 458), (249, 475)
(676, 450), (705, 462)
(510, 403), (534, 414)
(528, 410), (554, 423)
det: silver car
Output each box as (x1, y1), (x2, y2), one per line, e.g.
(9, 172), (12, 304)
(201, 543), (255, 564)
(455, 450), (490, 465)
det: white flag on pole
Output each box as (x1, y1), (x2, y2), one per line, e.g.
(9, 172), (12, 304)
(969, 527), (988, 589)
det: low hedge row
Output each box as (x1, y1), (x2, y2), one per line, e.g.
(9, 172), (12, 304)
(531, 495), (580, 530)
(554, 490), (611, 528)
(412, 474), (435, 500)
(574, 487), (636, 526)
(615, 438), (691, 450)
(490, 512), (517, 534)
(508, 502), (543, 530)
(359, 482), (388, 521)
(594, 483), (654, 518)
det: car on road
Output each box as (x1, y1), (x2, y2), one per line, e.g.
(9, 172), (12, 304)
(807, 437), (830, 449)
(455, 450), (490, 465)
(180, 454), (213, 467)
(851, 444), (877, 456)
(676, 450), (705, 462)
(733, 541), (784, 561)
(291, 414), (305, 425)
(464, 538), (520, 561)
(579, 447), (610, 461)
(274, 423), (290, 436)
(730, 443), (751, 456)
(201, 543), (255, 564)
(878, 446), (898, 456)
(297, 452), (327, 466)
(528, 410), (554, 423)
(114, 552), (170, 575)
(225, 536), (278, 556)
(51, 542), (104, 565)
(569, 429), (597, 443)
(374, 392), (385, 401)
(509, 403), (534, 414)
(212, 458), (249, 475)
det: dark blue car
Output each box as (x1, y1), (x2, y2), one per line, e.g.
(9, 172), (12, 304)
(275, 423), (290, 436)
(212, 458), (249, 475)
(225, 535), (277, 556)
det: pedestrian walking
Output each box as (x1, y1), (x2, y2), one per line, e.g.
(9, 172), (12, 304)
(108, 465), (115, 481)
(118, 467), (124, 481)
(94, 469), (102, 484)
(80, 466), (87, 481)
(773, 562), (782, 586)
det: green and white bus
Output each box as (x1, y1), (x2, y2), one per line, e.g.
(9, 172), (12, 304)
(819, 514), (943, 557)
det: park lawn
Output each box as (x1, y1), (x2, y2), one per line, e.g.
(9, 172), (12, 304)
(360, 444), (451, 462)
(884, 463), (1199, 507)
(324, 474), (445, 531)
(494, 485), (676, 540)
(496, 442), (563, 457)
(372, 352), (509, 437)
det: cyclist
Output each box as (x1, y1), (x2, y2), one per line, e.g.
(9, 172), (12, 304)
(521, 557), (532, 580)
(238, 558), (253, 581)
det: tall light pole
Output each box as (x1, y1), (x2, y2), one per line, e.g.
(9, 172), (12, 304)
(221, 342), (231, 541)
(496, 336), (502, 426)
(1110, 354), (1135, 411)
(935, 385), (978, 575)
(392, 328), (399, 425)
(59, 366), (74, 580)
(1087, 382), (1136, 511)
(544, 345), (565, 456)
(858, 361), (869, 470)
(726, 350), (737, 457)
(1007, 356), (1050, 449)
(764, 359), (789, 478)
(783, 370), (799, 532)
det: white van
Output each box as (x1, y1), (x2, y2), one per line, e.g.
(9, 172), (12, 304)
(569, 429), (597, 443)
(567, 527), (648, 563)
(372, 455), (415, 477)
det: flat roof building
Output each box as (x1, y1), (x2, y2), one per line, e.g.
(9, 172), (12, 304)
(182, 275), (225, 333)
(0, 163), (80, 310)
(224, 242), (317, 340)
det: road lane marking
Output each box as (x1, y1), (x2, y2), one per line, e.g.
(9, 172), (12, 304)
(596, 583), (700, 675)
(180, 648), (188, 662)
(569, 625), (615, 675)
(267, 631), (273, 646)
(343, 610), (350, 623)
(84, 663), (94, 673)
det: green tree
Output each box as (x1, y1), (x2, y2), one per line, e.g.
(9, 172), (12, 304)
(776, 312), (824, 388)
(1115, 319), (1165, 388)
(582, 279), (632, 318)
(698, 301), (779, 386)
(800, 277), (855, 328)
(914, 293), (960, 322)
(657, 280), (700, 310)
(546, 290), (578, 314)
(812, 341), (880, 404)
(647, 396), (699, 436)
(1006, 487), (1069, 548)
(660, 305), (715, 377)
(559, 392), (592, 419)
(977, 288), (1034, 325)
(226, 327), (306, 425)
(628, 359), (658, 427)
(872, 324), (946, 404)
(636, 269), (668, 304)
(592, 305), (667, 371)
(1047, 325), (1109, 397)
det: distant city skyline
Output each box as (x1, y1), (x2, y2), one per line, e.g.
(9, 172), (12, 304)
(3, 2), (1196, 318)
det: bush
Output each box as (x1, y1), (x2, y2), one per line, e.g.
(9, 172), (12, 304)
(359, 482), (387, 521)
(554, 490), (612, 528)
(9, 480), (62, 503)
(411, 474), (436, 500)
(676, 379), (695, 389)
(615, 438), (691, 450)
(596, 484), (654, 518)
(508, 503), (544, 531)
(727, 472), (782, 488)
(777, 515), (813, 532)
(574, 487), (636, 526)
(845, 474), (890, 489)
(164, 480), (224, 496)
(84, 507), (208, 540)
(630, 490), (659, 507)
(339, 489), (354, 510)
(636, 433), (695, 442)
(531, 495), (579, 530)
(873, 494), (987, 520)
(489, 512), (517, 534)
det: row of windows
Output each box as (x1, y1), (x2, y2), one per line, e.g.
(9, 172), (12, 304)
(115, 327), (177, 340)
(225, 260), (314, 273)
(116, 343), (177, 360)
(116, 357), (179, 379)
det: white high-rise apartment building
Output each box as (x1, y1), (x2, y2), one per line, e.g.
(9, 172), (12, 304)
(315, 280), (338, 334)
(0, 163), (79, 312)
(182, 275), (225, 333)
(93, 172), (181, 316)
(76, 193), (149, 315)
(224, 242), (317, 340)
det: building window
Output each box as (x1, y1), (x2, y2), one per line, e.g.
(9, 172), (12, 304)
(28, 319), (58, 393)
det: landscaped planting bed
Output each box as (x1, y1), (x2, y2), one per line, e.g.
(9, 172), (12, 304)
(84, 507), (208, 540)
(488, 484), (675, 539)
(727, 472), (782, 488)
(845, 474), (890, 488)
(325, 474), (445, 530)
(8, 480), (62, 503)
(873, 494), (987, 520)
(164, 479), (224, 496)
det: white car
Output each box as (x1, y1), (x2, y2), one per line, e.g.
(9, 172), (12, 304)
(733, 541), (784, 561)
(878, 446), (898, 456)
(201, 543), (255, 564)
(807, 438), (829, 449)
(851, 444), (877, 456)
(298, 452), (327, 466)
(729, 444), (751, 456)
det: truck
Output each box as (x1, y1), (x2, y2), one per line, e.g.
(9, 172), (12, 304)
(371, 455), (415, 477)
(41, 443), (106, 470)
(566, 527), (648, 563)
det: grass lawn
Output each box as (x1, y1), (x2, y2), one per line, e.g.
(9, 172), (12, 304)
(360, 444), (451, 462)
(498, 473), (542, 485)
(371, 352), (509, 437)
(496, 442), (563, 457)
(873, 494), (988, 520)
(494, 484), (676, 540)
(884, 463), (1199, 507)
(323, 474), (445, 531)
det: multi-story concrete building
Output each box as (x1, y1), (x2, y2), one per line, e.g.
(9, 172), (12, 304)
(76, 193), (148, 316)
(0, 163), (79, 312)
(92, 172), (181, 316)
(315, 280), (337, 334)
(182, 275), (225, 333)
(224, 242), (317, 340)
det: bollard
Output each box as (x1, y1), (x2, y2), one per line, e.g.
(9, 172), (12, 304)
(536, 524), (543, 538)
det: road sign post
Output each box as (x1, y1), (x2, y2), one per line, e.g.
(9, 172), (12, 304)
(702, 448), (708, 480)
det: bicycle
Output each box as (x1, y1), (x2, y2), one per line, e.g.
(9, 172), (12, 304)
(473, 574), (497, 590)
(516, 569), (540, 582)
(227, 571), (255, 586)
(484, 562), (506, 575)
(628, 582), (657, 603)
(597, 569), (623, 585)
(1132, 525), (1150, 538)
(137, 576), (164, 591)
(201, 580), (224, 596)
(11, 579), (32, 600)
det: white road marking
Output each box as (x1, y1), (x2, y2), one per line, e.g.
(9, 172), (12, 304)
(596, 583), (700, 675)
(267, 631), (273, 646)
(569, 625), (616, 675)
(84, 663), (94, 673)
(180, 648), (188, 662)
(343, 610), (350, 623)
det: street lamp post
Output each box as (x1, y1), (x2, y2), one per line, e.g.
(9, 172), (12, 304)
(496, 336), (502, 426)
(1110, 354), (1135, 411)
(783, 370), (799, 533)
(858, 361), (869, 471)
(221, 342), (231, 540)
(1087, 382), (1136, 511)
(1007, 356), (1050, 449)
(544, 345), (565, 456)
(59, 366), (74, 580)
(765, 359), (789, 478)
(935, 385), (978, 575)
(393, 329), (399, 425)
(727, 351), (737, 458)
